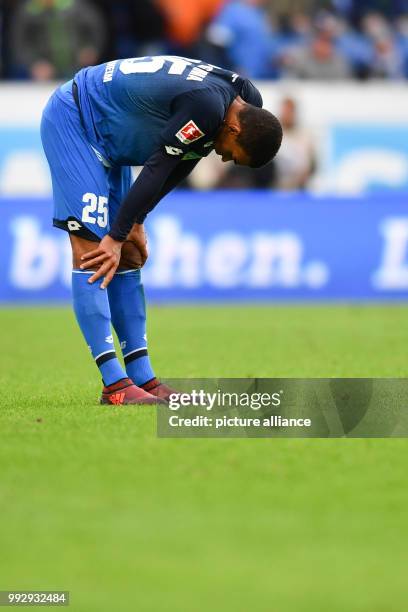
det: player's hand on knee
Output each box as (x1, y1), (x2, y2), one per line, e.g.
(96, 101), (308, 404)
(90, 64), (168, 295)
(80, 235), (123, 289)
(120, 241), (147, 269)
(127, 223), (148, 266)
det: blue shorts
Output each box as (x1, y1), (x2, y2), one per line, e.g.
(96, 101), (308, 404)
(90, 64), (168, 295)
(41, 80), (132, 242)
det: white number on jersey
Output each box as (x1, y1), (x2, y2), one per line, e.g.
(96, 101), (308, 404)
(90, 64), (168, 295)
(82, 193), (108, 228)
(118, 56), (214, 82)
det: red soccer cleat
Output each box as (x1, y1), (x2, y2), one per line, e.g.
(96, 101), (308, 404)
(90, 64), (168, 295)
(100, 377), (166, 405)
(140, 378), (185, 403)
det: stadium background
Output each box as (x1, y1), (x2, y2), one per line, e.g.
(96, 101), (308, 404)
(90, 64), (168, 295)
(2, 0), (408, 302)
(1, 2), (408, 612)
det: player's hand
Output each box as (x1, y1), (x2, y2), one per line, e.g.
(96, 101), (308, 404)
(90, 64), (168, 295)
(80, 235), (123, 289)
(127, 223), (148, 267)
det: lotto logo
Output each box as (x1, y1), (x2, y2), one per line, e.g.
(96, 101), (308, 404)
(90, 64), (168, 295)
(165, 145), (183, 156)
(176, 120), (204, 144)
(67, 220), (81, 231)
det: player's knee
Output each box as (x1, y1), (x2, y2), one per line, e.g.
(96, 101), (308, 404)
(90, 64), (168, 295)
(119, 241), (146, 270)
(70, 233), (146, 271)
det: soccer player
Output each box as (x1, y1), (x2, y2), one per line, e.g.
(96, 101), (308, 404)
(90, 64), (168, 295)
(41, 55), (283, 405)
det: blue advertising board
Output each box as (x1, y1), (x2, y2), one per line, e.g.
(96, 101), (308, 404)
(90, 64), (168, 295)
(1, 191), (408, 303)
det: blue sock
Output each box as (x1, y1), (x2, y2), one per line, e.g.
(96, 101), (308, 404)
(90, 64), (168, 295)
(108, 270), (156, 386)
(72, 271), (127, 386)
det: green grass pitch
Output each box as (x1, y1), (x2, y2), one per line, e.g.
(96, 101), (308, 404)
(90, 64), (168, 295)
(1, 304), (407, 611)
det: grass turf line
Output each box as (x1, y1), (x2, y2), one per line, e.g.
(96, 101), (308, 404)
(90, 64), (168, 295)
(0, 305), (407, 611)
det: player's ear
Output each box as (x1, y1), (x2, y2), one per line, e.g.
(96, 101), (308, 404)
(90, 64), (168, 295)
(227, 123), (240, 136)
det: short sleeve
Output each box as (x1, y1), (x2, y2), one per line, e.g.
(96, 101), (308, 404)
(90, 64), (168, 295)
(159, 88), (225, 159)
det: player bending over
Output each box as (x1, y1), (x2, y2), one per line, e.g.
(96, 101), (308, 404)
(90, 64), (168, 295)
(41, 56), (283, 405)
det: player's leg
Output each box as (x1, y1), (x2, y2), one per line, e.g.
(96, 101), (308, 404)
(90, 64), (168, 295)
(106, 166), (156, 386)
(69, 235), (161, 404)
(106, 168), (179, 402)
(70, 236), (126, 388)
(41, 90), (161, 405)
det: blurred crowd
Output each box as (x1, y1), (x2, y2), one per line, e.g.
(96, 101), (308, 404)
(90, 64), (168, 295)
(0, 0), (406, 193)
(2, 0), (408, 81)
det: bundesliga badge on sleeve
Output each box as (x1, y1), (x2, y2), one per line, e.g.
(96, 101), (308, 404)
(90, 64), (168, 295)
(176, 120), (205, 145)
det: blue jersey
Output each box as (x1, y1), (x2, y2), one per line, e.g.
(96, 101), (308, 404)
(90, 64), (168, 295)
(42, 55), (263, 243)
(74, 55), (263, 166)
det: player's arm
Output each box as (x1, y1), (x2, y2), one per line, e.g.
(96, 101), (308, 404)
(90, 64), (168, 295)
(115, 157), (199, 268)
(108, 151), (198, 242)
(135, 156), (200, 223)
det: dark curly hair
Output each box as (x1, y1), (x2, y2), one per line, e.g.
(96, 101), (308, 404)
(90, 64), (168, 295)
(237, 105), (283, 168)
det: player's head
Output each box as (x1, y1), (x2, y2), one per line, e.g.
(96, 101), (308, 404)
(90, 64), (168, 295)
(214, 98), (283, 168)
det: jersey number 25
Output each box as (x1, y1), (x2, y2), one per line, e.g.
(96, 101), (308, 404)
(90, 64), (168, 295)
(119, 56), (199, 76)
(82, 193), (108, 228)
